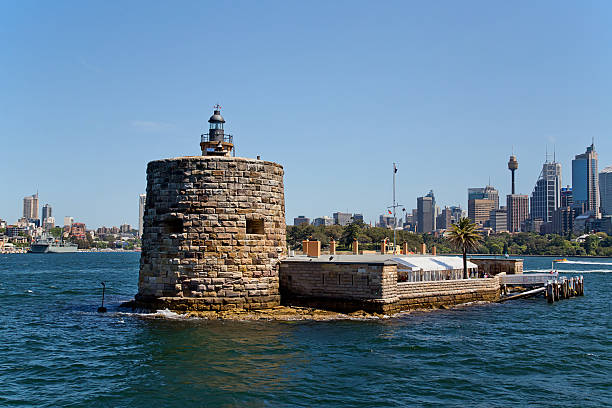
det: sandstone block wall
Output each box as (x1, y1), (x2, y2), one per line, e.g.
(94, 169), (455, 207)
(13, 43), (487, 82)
(389, 277), (500, 312)
(279, 261), (397, 301)
(470, 258), (523, 275)
(279, 260), (500, 313)
(137, 156), (286, 311)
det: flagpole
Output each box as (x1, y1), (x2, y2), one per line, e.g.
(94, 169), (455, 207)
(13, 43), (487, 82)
(393, 163), (396, 253)
(388, 163), (402, 255)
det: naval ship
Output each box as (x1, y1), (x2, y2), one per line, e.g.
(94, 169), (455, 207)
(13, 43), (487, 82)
(28, 235), (78, 253)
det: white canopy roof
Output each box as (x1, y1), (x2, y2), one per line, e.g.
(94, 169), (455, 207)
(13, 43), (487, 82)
(392, 256), (477, 271)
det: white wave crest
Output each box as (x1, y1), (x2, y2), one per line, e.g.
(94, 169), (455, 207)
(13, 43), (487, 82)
(526, 268), (612, 273)
(557, 260), (612, 266)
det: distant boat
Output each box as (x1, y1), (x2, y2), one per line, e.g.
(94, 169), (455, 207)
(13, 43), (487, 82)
(28, 234), (78, 253)
(553, 258), (567, 263)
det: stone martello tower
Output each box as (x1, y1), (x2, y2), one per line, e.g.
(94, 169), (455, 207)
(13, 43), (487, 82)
(136, 106), (286, 311)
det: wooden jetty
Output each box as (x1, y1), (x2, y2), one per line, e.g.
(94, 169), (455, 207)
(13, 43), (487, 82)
(545, 276), (584, 303)
(497, 273), (584, 303)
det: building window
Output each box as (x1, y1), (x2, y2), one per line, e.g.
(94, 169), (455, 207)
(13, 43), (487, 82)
(163, 218), (183, 234)
(246, 219), (264, 235)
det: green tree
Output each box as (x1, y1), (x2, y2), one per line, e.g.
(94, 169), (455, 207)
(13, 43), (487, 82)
(340, 221), (364, 248)
(445, 218), (482, 279)
(49, 227), (63, 238)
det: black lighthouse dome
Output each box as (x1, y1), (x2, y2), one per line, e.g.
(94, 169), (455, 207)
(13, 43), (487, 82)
(208, 110), (225, 124)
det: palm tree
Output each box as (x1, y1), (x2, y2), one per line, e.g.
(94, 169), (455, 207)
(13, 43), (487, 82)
(445, 217), (482, 279)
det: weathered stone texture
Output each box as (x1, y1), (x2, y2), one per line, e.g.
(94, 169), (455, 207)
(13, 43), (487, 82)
(136, 156), (286, 311)
(280, 260), (500, 313)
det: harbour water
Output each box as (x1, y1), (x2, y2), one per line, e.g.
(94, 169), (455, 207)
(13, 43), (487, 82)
(1, 253), (610, 407)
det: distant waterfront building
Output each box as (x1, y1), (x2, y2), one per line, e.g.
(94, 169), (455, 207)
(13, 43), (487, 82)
(120, 224), (131, 233)
(468, 199), (496, 226)
(530, 160), (562, 224)
(489, 207), (507, 233)
(522, 218), (543, 234)
(553, 207), (574, 235)
(69, 222), (86, 240)
(313, 216), (333, 226)
(43, 216), (55, 230)
(436, 207), (453, 230)
(6, 225), (28, 237)
(293, 216), (310, 226)
(352, 213), (364, 223)
(600, 166), (612, 216)
(41, 204), (52, 224)
(560, 186), (573, 208)
(591, 215), (612, 235)
(417, 190), (436, 233)
(23, 193), (39, 223)
(506, 195), (529, 233)
(64, 216), (74, 228)
(572, 143), (600, 216)
(378, 214), (395, 229)
(450, 206), (464, 223)
(333, 212), (353, 226)
(138, 194), (146, 239)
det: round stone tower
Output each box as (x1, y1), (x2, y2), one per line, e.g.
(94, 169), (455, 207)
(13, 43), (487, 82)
(136, 107), (286, 311)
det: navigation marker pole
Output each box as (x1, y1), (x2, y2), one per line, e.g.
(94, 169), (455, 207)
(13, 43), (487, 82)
(97, 282), (107, 313)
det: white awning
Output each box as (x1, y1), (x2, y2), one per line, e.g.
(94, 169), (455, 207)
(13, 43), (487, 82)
(391, 256), (477, 271)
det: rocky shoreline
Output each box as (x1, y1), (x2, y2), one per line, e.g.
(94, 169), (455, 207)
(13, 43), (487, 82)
(120, 302), (486, 321)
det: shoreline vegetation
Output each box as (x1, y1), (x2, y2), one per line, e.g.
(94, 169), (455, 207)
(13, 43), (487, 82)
(287, 222), (612, 257)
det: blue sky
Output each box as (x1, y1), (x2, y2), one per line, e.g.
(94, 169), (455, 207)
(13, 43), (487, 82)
(1, 1), (611, 228)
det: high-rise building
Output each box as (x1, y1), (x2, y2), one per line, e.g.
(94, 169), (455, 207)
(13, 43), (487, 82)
(41, 204), (52, 224)
(552, 207), (574, 235)
(530, 160), (562, 224)
(333, 212), (353, 226)
(435, 207), (452, 230)
(313, 216), (333, 226)
(23, 193), (39, 221)
(293, 216), (310, 226)
(506, 195), (529, 233)
(138, 194), (146, 238)
(417, 190), (436, 233)
(378, 214), (395, 228)
(560, 186), (573, 208)
(489, 207), (507, 233)
(450, 206), (464, 224)
(352, 213), (364, 223)
(468, 199), (496, 226)
(468, 186), (499, 209)
(572, 143), (600, 216)
(120, 224), (131, 233)
(600, 166), (612, 216)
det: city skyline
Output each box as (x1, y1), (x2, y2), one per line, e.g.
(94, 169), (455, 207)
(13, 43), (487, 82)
(2, 2), (612, 227)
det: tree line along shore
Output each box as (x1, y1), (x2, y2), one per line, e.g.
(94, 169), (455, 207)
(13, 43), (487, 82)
(287, 222), (612, 257)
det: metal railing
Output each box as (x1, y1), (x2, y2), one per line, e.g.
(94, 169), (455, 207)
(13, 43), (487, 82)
(201, 133), (233, 144)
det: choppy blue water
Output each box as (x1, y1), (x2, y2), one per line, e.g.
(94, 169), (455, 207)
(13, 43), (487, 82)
(0, 253), (610, 407)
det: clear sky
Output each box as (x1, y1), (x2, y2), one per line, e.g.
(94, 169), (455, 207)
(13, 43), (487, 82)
(1, 1), (611, 228)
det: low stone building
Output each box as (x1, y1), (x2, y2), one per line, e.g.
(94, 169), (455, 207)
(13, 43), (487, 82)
(469, 258), (523, 275)
(280, 255), (501, 313)
(135, 107), (286, 311)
